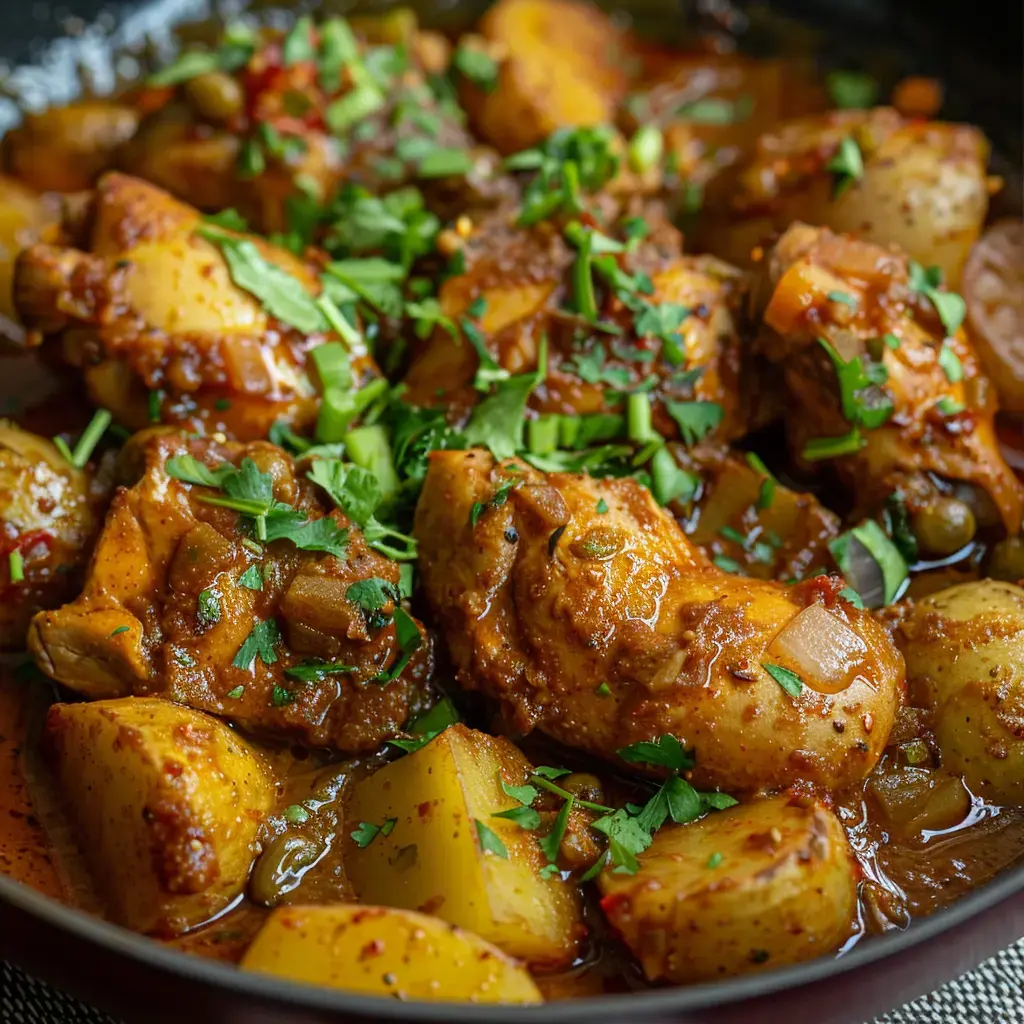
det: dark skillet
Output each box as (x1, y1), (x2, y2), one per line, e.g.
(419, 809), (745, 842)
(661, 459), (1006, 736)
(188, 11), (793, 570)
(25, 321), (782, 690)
(0, 0), (1021, 1021)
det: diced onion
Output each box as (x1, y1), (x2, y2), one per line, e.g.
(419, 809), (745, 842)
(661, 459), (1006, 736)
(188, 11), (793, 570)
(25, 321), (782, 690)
(766, 604), (869, 694)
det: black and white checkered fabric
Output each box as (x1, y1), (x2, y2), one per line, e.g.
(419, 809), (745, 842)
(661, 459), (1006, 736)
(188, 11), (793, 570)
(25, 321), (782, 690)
(3, 940), (1023, 1023)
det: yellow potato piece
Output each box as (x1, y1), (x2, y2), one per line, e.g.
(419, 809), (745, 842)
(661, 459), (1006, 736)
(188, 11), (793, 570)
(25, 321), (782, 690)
(345, 724), (581, 967)
(599, 795), (858, 983)
(900, 580), (1024, 804)
(466, 0), (629, 153)
(44, 697), (276, 935)
(242, 904), (543, 1004)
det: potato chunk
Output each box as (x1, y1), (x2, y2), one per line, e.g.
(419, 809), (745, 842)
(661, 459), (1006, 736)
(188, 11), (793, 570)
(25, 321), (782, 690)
(463, 0), (631, 154)
(242, 904), (543, 1004)
(44, 697), (276, 935)
(598, 796), (857, 983)
(703, 108), (989, 285)
(900, 580), (1024, 804)
(345, 724), (582, 967)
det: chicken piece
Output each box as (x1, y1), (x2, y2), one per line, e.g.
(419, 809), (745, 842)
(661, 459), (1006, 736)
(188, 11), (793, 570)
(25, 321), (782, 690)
(401, 206), (747, 445)
(701, 108), (991, 285)
(29, 431), (431, 752)
(0, 176), (59, 342)
(122, 19), (509, 234)
(0, 422), (105, 649)
(681, 447), (840, 582)
(2, 101), (140, 193)
(624, 51), (826, 197)
(414, 450), (904, 794)
(756, 223), (1024, 541)
(460, 0), (632, 155)
(13, 172), (380, 440)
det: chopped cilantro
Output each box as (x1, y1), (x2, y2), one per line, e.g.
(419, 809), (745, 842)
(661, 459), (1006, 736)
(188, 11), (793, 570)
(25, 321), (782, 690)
(762, 663), (804, 697)
(232, 618), (280, 671)
(475, 819), (509, 858)
(827, 136), (865, 197)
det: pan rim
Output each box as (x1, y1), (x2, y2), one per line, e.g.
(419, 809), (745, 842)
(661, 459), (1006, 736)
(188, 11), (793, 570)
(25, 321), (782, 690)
(3, 862), (1023, 1021)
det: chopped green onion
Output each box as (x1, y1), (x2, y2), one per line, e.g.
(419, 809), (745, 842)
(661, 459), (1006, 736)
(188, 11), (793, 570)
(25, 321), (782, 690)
(572, 230), (597, 322)
(316, 295), (361, 349)
(627, 392), (655, 444)
(527, 414), (560, 455)
(310, 340), (352, 393)
(343, 424), (399, 501)
(8, 550), (24, 583)
(627, 125), (664, 172)
(802, 428), (865, 462)
(56, 409), (113, 469)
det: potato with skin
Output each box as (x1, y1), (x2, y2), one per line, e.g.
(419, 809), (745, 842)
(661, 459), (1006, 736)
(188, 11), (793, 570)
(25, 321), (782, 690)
(415, 450), (904, 794)
(757, 222), (1024, 538)
(462, 0), (632, 154)
(899, 580), (1024, 804)
(242, 904), (543, 1003)
(44, 697), (276, 936)
(3, 101), (139, 193)
(13, 173), (381, 440)
(703, 108), (990, 285)
(345, 723), (582, 968)
(598, 795), (858, 983)
(0, 422), (103, 649)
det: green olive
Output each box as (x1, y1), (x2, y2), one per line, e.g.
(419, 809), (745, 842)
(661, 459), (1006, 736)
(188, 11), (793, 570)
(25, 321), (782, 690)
(248, 833), (326, 907)
(183, 72), (243, 124)
(911, 497), (976, 557)
(560, 772), (605, 806)
(986, 536), (1024, 583)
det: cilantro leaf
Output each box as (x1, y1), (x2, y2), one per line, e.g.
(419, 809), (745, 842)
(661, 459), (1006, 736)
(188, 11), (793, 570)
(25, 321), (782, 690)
(238, 565), (263, 590)
(537, 796), (573, 863)
(196, 228), (324, 334)
(386, 698), (461, 754)
(265, 510), (350, 558)
(475, 819), (509, 858)
(589, 808), (652, 875)
(665, 400), (724, 446)
(373, 607), (422, 683)
(165, 454), (229, 488)
(617, 734), (694, 771)
(284, 661), (356, 683)
(908, 261), (966, 338)
(501, 779), (539, 806)
(762, 662), (804, 697)
(463, 338), (546, 459)
(346, 577), (400, 625)
(492, 805), (542, 830)
(351, 817), (396, 848)
(826, 137), (864, 198)
(232, 618), (281, 671)
(454, 45), (499, 91)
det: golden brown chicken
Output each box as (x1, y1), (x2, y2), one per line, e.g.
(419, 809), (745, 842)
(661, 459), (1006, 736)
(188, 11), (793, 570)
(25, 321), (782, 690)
(0, 422), (106, 648)
(2, 100), (140, 193)
(29, 431), (431, 752)
(415, 449), (904, 794)
(756, 222), (1024, 548)
(701, 108), (992, 285)
(13, 172), (381, 440)
(401, 204), (747, 445)
(121, 17), (510, 234)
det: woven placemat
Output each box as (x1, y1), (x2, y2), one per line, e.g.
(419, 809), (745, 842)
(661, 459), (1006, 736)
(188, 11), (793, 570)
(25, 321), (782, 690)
(3, 940), (1023, 1023)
